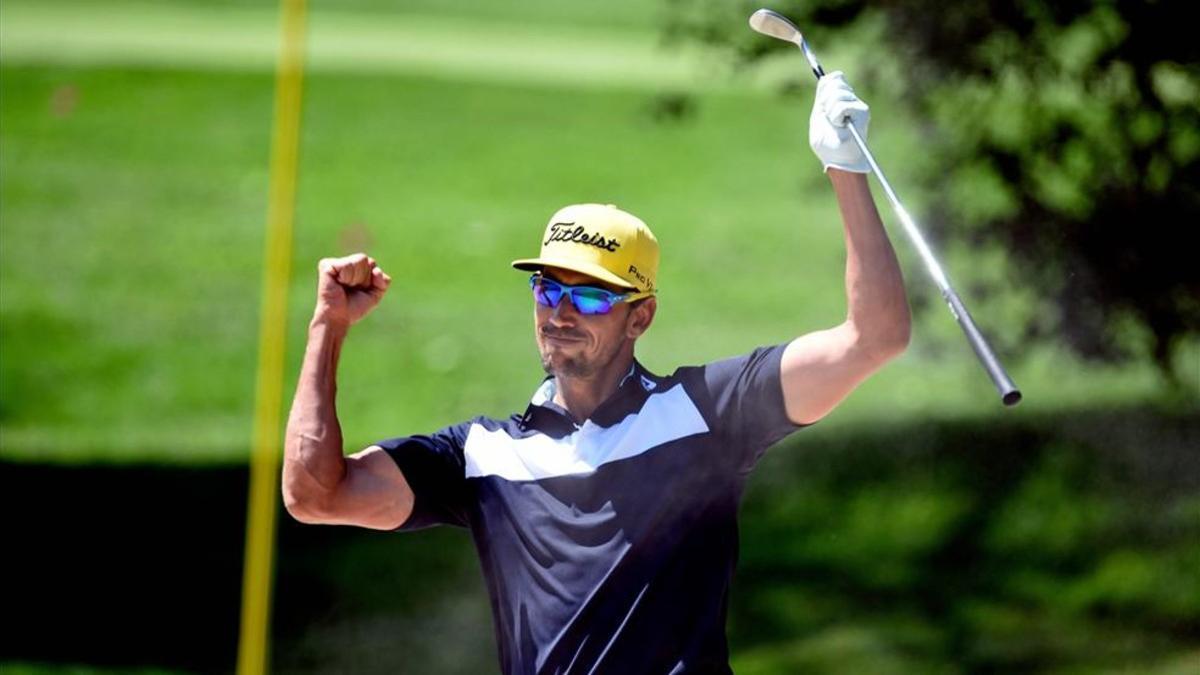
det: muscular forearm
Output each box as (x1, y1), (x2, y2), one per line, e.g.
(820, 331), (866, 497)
(829, 169), (911, 357)
(283, 317), (350, 515)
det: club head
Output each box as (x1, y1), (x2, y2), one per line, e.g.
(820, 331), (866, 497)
(749, 8), (802, 44)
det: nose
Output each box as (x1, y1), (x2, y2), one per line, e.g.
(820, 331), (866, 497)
(549, 293), (580, 324)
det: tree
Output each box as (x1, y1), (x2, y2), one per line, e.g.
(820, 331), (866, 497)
(666, 0), (1200, 383)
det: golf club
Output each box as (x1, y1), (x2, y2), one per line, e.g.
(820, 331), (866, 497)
(750, 7), (1022, 406)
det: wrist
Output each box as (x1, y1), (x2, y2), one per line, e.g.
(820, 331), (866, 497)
(828, 169), (872, 197)
(310, 310), (350, 335)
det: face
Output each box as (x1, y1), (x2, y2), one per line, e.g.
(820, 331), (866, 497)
(533, 267), (655, 379)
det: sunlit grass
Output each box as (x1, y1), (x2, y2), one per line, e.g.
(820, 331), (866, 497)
(0, 3), (1175, 464)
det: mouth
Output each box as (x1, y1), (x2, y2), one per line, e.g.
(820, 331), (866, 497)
(541, 332), (585, 345)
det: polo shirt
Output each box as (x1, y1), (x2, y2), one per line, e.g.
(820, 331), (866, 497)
(377, 343), (804, 675)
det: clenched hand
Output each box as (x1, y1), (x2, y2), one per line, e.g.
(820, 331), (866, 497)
(313, 253), (391, 328)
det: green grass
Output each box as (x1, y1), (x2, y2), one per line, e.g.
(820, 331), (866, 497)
(0, 1), (712, 90)
(0, 2), (1174, 464)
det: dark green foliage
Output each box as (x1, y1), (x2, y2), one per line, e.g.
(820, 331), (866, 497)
(666, 0), (1200, 381)
(729, 407), (1200, 672)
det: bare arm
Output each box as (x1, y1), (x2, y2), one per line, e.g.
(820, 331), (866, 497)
(781, 170), (911, 425)
(282, 254), (413, 530)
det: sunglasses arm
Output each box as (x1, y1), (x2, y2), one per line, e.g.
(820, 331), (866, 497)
(621, 290), (655, 303)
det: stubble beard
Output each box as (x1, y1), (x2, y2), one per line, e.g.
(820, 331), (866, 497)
(539, 336), (625, 380)
(540, 351), (589, 378)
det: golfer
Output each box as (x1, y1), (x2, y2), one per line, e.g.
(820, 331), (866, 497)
(283, 72), (910, 674)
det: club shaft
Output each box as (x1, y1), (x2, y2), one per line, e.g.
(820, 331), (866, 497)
(797, 37), (1020, 405)
(798, 41), (825, 79)
(844, 123), (950, 293)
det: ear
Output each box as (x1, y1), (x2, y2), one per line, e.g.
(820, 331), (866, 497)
(624, 297), (657, 339)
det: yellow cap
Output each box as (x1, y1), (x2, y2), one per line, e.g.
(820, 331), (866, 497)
(511, 203), (659, 293)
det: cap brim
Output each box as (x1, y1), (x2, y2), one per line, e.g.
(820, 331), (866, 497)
(511, 257), (637, 290)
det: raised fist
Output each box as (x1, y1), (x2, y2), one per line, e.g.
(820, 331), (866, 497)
(313, 253), (391, 327)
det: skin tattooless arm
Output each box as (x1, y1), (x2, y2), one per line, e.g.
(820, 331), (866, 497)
(282, 317), (350, 521)
(829, 169), (911, 357)
(778, 170), (911, 425)
(281, 254), (412, 529)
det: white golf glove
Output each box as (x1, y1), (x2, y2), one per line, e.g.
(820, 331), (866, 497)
(809, 71), (871, 173)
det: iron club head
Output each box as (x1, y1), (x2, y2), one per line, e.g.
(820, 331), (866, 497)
(749, 8), (826, 78)
(748, 8), (802, 44)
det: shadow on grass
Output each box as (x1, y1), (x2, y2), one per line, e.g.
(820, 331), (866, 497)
(0, 461), (491, 674)
(2, 404), (1197, 674)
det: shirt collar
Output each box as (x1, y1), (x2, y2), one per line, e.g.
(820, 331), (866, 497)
(522, 360), (654, 432)
(529, 362), (637, 407)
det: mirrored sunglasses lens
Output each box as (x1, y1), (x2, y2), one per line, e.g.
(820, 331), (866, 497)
(572, 289), (614, 315)
(533, 279), (562, 307)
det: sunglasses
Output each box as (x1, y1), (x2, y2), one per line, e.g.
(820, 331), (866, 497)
(529, 274), (652, 315)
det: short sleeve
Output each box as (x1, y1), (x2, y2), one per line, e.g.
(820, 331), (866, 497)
(699, 343), (807, 469)
(375, 422), (473, 530)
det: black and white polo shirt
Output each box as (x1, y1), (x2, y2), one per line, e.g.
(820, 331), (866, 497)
(377, 343), (804, 675)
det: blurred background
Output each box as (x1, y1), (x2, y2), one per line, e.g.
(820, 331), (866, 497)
(1, 0), (1197, 673)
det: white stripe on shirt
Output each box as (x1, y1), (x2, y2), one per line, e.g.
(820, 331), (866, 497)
(464, 384), (708, 481)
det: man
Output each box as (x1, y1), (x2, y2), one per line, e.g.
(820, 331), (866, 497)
(282, 72), (910, 674)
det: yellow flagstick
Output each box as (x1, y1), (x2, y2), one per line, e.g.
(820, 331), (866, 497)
(237, 0), (307, 673)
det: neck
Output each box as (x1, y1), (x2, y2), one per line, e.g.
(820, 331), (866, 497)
(552, 350), (636, 424)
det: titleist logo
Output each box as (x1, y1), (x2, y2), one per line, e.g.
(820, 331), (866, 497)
(544, 222), (621, 252)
